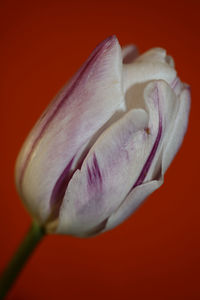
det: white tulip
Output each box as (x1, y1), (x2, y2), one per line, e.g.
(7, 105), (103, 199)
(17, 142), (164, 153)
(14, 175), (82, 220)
(15, 36), (190, 237)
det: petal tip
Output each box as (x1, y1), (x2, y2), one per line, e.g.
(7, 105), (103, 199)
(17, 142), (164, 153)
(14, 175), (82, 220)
(99, 35), (120, 53)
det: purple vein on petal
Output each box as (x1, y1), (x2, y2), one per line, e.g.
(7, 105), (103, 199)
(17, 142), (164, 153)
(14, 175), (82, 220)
(50, 157), (75, 218)
(170, 77), (179, 90)
(50, 143), (95, 219)
(19, 36), (117, 188)
(87, 153), (102, 187)
(132, 86), (162, 189)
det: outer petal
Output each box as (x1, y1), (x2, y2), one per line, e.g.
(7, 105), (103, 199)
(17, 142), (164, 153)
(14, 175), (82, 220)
(162, 85), (190, 173)
(15, 35), (125, 223)
(123, 48), (176, 93)
(102, 83), (190, 233)
(105, 80), (182, 233)
(143, 80), (178, 181)
(105, 180), (162, 231)
(56, 80), (175, 236)
(56, 109), (148, 236)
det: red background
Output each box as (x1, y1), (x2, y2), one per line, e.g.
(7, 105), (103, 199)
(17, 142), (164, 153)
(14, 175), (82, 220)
(1, 0), (200, 299)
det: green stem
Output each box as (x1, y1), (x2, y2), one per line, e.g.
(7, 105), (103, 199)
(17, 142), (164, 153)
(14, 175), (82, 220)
(0, 222), (45, 299)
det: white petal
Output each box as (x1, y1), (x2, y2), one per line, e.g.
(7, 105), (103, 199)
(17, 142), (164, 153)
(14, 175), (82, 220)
(162, 85), (191, 173)
(56, 109), (148, 236)
(105, 83), (190, 232)
(56, 80), (174, 236)
(15, 36), (125, 223)
(105, 81), (182, 232)
(143, 80), (178, 181)
(105, 180), (162, 231)
(123, 48), (176, 93)
(136, 48), (174, 66)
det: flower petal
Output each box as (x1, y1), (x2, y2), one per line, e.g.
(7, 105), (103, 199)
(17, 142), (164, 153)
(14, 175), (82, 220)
(142, 80), (178, 181)
(162, 85), (191, 173)
(15, 35), (125, 223)
(56, 80), (175, 236)
(123, 48), (176, 93)
(56, 108), (148, 236)
(105, 180), (162, 231)
(104, 82), (188, 233)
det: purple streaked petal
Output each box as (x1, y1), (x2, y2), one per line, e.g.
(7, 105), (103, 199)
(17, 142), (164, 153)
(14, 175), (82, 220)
(106, 80), (189, 233)
(56, 108), (148, 236)
(104, 81), (184, 233)
(87, 154), (103, 188)
(132, 86), (162, 188)
(141, 80), (179, 182)
(162, 85), (191, 174)
(15, 35), (124, 223)
(50, 157), (75, 219)
(16, 35), (120, 190)
(56, 81), (172, 236)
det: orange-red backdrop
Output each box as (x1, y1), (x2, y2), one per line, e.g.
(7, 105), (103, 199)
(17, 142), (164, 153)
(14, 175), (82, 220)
(1, 0), (199, 299)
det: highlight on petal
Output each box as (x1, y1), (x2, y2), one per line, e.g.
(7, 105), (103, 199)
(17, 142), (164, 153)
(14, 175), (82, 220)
(15, 35), (125, 223)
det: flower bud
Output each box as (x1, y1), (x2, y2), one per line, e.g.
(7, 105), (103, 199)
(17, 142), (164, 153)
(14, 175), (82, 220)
(15, 36), (190, 237)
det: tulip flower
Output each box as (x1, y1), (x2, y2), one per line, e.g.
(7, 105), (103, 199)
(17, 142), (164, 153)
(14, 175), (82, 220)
(0, 35), (190, 299)
(15, 35), (190, 237)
